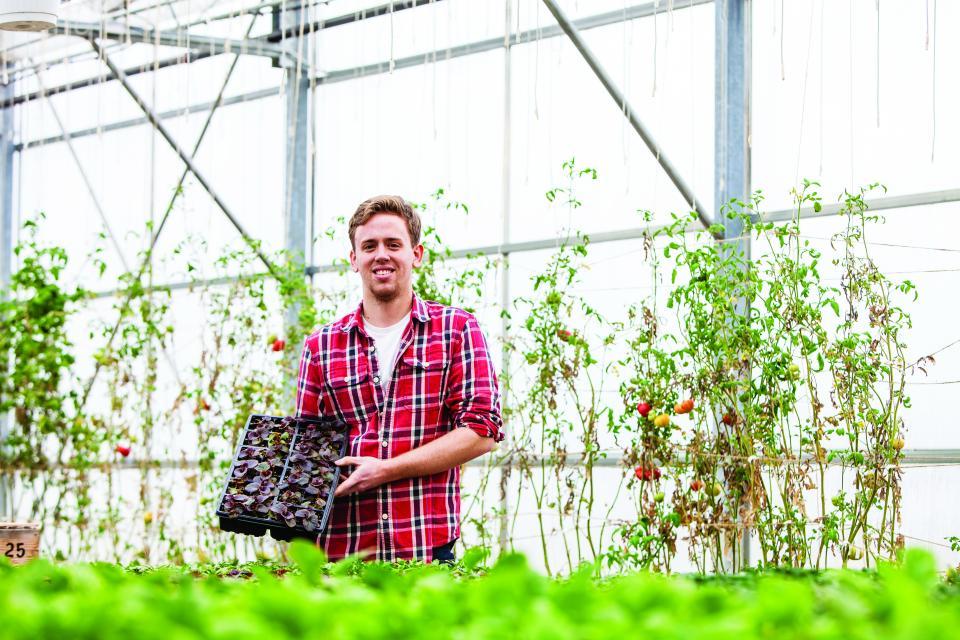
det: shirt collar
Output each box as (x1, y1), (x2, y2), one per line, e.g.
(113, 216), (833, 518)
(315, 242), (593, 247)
(341, 293), (430, 333)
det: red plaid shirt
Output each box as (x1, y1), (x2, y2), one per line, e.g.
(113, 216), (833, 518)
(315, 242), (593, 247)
(295, 294), (503, 562)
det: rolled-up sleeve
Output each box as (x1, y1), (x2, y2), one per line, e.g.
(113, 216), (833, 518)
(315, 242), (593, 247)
(295, 336), (326, 418)
(444, 316), (504, 442)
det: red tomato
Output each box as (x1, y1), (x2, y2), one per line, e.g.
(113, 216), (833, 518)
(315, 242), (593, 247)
(635, 466), (661, 482)
(115, 444), (131, 457)
(636, 402), (652, 417)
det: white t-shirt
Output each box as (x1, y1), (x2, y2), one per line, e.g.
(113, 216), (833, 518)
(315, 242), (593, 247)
(364, 315), (409, 393)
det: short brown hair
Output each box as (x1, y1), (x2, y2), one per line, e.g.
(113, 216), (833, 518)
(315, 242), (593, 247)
(348, 195), (421, 248)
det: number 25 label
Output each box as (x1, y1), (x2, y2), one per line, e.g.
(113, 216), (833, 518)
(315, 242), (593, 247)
(3, 542), (25, 558)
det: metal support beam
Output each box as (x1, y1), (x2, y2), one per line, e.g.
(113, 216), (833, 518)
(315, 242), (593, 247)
(715, 0), (752, 569)
(167, 0), (287, 27)
(306, 221), (699, 275)
(281, 2), (312, 342)
(0, 75), (13, 303)
(260, 0), (443, 43)
(0, 72), (13, 519)
(8, 447), (957, 471)
(9, 0), (435, 85)
(1, 50), (217, 110)
(21, 1), (713, 148)
(15, 0), (435, 82)
(6, 0), (281, 82)
(320, 0), (711, 84)
(75, 19), (270, 415)
(19, 86), (281, 151)
(104, 0), (223, 21)
(540, 0), (713, 233)
(54, 20), (286, 59)
(33, 67), (130, 272)
(88, 219), (702, 299)
(715, 0), (751, 241)
(317, 0), (711, 85)
(34, 64), (191, 388)
(761, 187), (960, 223)
(88, 39), (277, 277)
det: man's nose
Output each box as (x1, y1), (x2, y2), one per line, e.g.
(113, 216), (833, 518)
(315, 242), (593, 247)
(373, 244), (389, 260)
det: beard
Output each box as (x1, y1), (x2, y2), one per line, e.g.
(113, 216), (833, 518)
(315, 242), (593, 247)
(369, 279), (402, 303)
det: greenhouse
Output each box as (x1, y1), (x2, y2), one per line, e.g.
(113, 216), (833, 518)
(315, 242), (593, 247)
(1, 0), (959, 636)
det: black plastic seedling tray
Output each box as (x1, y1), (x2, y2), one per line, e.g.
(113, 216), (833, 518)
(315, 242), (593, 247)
(216, 414), (349, 542)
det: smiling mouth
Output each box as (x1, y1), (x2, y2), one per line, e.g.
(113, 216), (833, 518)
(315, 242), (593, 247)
(372, 267), (395, 278)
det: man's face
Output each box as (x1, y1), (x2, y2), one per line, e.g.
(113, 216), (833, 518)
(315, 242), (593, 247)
(350, 213), (423, 303)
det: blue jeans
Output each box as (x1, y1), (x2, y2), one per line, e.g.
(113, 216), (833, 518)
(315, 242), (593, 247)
(432, 538), (457, 564)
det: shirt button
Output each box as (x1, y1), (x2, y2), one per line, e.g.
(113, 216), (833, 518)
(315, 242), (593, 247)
(373, 375), (380, 384)
(381, 440), (388, 448)
(381, 513), (388, 521)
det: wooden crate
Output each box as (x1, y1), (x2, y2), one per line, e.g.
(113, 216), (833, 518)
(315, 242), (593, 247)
(0, 523), (40, 565)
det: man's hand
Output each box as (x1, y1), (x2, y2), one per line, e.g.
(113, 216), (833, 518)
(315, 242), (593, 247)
(334, 456), (394, 497)
(333, 430), (496, 498)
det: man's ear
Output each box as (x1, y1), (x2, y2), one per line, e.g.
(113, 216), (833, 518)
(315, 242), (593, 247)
(349, 249), (359, 272)
(412, 244), (424, 268)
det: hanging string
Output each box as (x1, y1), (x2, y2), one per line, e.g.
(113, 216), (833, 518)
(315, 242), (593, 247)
(930, 0), (937, 162)
(848, 0), (854, 187)
(780, 0), (785, 80)
(652, 0), (658, 97)
(624, 5), (635, 196)
(818, 0), (824, 175)
(900, 534), (953, 551)
(501, 443), (932, 472)
(431, 0), (437, 140)
(796, 233), (960, 254)
(793, 2), (816, 187)
(688, 0), (695, 200)
(875, 0), (880, 127)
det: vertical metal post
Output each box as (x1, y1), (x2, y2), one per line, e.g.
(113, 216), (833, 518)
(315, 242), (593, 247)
(497, 0), (513, 557)
(0, 72), (15, 520)
(715, 0), (751, 245)
(540, 0), (713, 230)
(715, 0), (752, 569)
(281, 4), (311, 342)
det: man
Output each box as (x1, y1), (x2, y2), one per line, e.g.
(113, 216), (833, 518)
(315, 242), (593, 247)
(295, 195), (503, 563)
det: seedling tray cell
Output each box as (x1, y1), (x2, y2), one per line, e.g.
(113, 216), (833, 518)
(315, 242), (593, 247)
(216, 414), (349, 542)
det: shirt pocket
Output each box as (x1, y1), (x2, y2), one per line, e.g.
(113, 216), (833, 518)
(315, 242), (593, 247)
(393, 344), (449, 448)
(326, 362), (374, 426)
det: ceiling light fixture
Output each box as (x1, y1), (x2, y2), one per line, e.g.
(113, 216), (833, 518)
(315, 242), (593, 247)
(0, 0), (58, 32)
